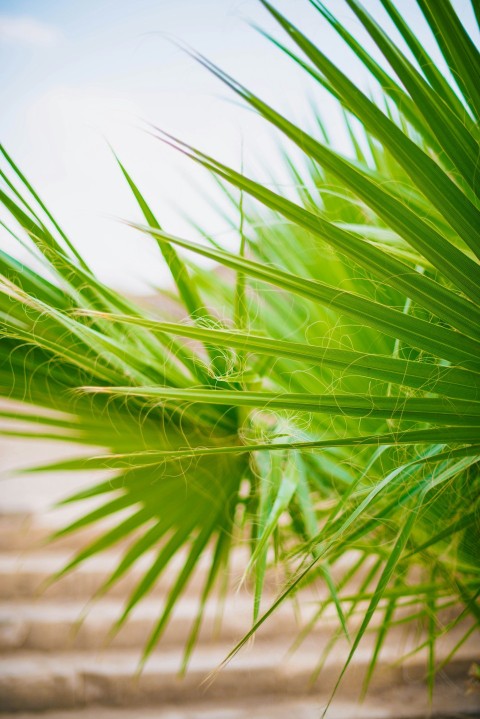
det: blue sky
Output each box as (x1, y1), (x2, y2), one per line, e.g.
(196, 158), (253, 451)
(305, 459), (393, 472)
(1, 0), (477, 291)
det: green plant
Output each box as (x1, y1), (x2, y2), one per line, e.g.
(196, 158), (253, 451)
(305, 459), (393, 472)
(1, 0), (479, 703)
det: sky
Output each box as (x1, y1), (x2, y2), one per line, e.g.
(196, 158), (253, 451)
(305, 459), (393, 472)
(1, 0), (478, 292)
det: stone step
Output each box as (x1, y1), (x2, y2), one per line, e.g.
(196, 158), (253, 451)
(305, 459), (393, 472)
(0, 511), (359, 585)
(0, 596), (315, 652)
(0, 546), (358, 604)
(0, 549), (260, 601)
(0, 511), (370, 620)
(1, 683), (479, 719)
(0, 512), (114, 553)
(0, 509), (166, 554)
(0, 637), (476, 713)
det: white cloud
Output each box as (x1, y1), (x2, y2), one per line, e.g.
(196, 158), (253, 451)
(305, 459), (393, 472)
(0, 15), (61, 48)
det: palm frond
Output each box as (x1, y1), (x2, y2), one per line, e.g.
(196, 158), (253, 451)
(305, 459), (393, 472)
(1, 0), (479, 700)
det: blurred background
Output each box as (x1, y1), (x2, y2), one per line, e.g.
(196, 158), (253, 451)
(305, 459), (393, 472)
(2, 0), (477, 293)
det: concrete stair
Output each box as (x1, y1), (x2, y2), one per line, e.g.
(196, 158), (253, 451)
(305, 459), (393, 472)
(0, 500), (478, 716)
(0, 643), (477, 713)
(0, 595), (321, 652)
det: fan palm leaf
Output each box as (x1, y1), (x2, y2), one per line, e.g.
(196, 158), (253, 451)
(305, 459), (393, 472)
(1, 0), (479, 700)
